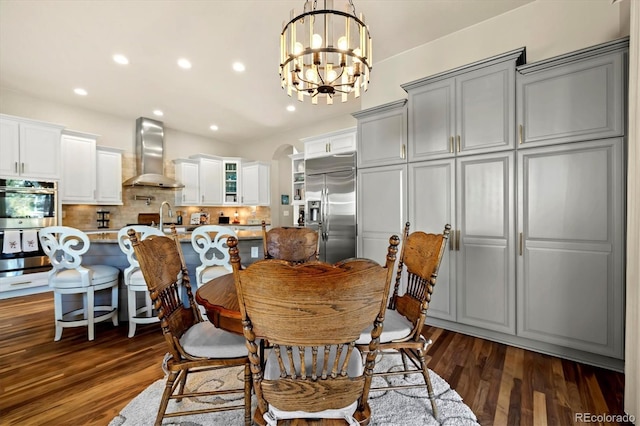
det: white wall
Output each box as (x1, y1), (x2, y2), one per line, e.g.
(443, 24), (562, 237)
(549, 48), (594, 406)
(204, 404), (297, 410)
(0, 87), (235, 161)
(625, 1), (639, 420)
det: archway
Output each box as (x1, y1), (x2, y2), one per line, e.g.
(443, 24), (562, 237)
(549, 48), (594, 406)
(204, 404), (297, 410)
(270, 144), (295, 227)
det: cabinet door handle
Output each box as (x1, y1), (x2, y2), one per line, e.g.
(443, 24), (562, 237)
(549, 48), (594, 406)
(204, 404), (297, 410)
(449, 137), (454, 153)
(519, 232), (523, 256)
(457, 135), (461, 153)
(450, 232), (455, 251)
(456, 229), (461, 251)
(519, 124), (523, 144)
(14, 161), (18, 173)
(21, 162), (25, 173)
(201, 194), (204, 203)
(401, 144), (406, 159)
(11, 280), (33, 287)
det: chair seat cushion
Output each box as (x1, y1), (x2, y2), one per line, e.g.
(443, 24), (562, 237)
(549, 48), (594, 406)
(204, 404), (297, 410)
(50, 264), (119, 289)
(263, 346), (362, 423)
(127, 269), (146, 286)
(356, 308), (413, 345)
(201, 266), (231, 284)
(179, 321), (247, 359)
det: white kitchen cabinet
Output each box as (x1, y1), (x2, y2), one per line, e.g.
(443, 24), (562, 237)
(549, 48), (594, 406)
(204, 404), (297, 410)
(223, 158), (242, 205)
(96, 147), (123, 205)
(402, 48), (524, 162)
(357, 164), (407, 266)
(241, 161), (270, 206)
(189, 154), (223, 206)
(302, 128), (356, 160)
(0, 114), (64, 179)
(0, 271), (50, 299)
(173, 159), (200, 206)
(60, 130), (98, 204)
(353, 100), (407, 168)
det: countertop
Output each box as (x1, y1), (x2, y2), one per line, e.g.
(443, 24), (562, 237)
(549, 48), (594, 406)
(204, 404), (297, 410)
(86, 228), (263, 243)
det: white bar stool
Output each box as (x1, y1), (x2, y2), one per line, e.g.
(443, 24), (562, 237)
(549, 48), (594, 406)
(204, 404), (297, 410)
(39, 226), (119, 341)
(117, 225), (164, 337)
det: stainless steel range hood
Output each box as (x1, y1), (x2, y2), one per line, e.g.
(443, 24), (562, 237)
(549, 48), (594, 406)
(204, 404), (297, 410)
(122, 117), (184, 188)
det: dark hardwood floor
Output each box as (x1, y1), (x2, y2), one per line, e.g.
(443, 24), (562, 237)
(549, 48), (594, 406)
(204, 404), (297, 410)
(0, 292), (629, 425)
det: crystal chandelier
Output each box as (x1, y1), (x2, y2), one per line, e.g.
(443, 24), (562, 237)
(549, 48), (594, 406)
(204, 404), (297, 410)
(279, 0), (372, 104)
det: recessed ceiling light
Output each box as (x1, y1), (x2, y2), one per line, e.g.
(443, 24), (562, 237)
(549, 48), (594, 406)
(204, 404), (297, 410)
(232, 62), (245, 72)
(177, 58), (192, 69)
(210, 124), (219, 131)
(286, 105), (296, 112)
(74, 88), (88, 96)
(153, 110), (164, 117)
(113, 54), (129, 65)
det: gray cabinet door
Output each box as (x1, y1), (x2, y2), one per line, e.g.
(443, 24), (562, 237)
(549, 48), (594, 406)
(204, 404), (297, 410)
(516, 51), (625, 148)
(357, 164), (407, 266)
(407, 61), (516, 161)
(355, 100), (408, 168)
(407, 79), (455, 161)
(517, 138), (625, 359)
(456, 151), (515, 334)
(408, 159), (456, 321)
(457, 61), (515, 156)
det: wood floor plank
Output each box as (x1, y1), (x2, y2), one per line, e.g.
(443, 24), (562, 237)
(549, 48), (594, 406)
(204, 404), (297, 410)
(0, 292), (630, 426)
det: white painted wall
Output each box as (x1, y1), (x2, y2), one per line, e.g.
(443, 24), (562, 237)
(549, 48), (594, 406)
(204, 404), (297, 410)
(363, 0), (628, 110)
(0, 87), (235, 162)
(625, 1), (639, 420)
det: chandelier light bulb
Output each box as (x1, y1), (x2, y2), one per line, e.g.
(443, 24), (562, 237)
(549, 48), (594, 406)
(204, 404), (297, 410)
(305, 68), (317, 82)
(337, 36), (348, 51)
(294, 42), (304, 55)
(311, 33), (323, 49)
(327, 69), (338, 82)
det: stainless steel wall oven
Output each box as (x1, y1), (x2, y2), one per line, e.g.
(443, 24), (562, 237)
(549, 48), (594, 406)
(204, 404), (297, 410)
(0, 179), (57, 277)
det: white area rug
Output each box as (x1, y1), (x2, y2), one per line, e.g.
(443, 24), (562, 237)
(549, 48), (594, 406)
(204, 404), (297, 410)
(109, 353), (479, 425)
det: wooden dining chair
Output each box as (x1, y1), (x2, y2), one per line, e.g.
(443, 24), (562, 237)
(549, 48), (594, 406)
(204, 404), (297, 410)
(229, 234), (399, 426)
(261, 220), (320, 263)
(128, 227), (251, 426)
(357, 222), (451, 419)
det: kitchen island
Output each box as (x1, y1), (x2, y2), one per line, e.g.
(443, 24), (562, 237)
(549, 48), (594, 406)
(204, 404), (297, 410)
(80, 229), (264, 321)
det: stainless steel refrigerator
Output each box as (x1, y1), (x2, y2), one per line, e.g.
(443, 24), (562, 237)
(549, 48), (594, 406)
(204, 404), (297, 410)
(305, 153), (356, 263)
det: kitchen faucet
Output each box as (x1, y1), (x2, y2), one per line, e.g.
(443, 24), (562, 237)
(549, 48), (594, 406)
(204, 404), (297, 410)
(159, 201), (173, 231)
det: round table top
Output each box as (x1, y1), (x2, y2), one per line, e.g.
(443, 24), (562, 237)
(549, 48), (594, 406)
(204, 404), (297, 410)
(195, 274), (243, 335)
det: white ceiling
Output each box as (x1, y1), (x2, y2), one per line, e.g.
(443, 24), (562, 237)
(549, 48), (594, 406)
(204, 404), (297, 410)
(0, 0), (533, 145)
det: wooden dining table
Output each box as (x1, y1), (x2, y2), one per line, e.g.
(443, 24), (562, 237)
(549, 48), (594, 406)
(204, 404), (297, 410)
(195, 273), (243, 335)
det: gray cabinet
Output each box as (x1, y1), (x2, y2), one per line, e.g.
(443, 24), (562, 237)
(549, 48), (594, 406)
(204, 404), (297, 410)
(402, 48), (524, 161)
(353, 100), (407, 168)
(408, 152), (515, 332)
(517, 138), (625, 359)
(408, 159), (456, 321)
(456, 152), (515, 334)
(356, 164), (407, 266)
(516, 39), (626, 148)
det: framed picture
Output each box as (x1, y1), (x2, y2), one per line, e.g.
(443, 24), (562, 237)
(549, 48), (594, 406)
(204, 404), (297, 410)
(281, 194), (289, 205)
